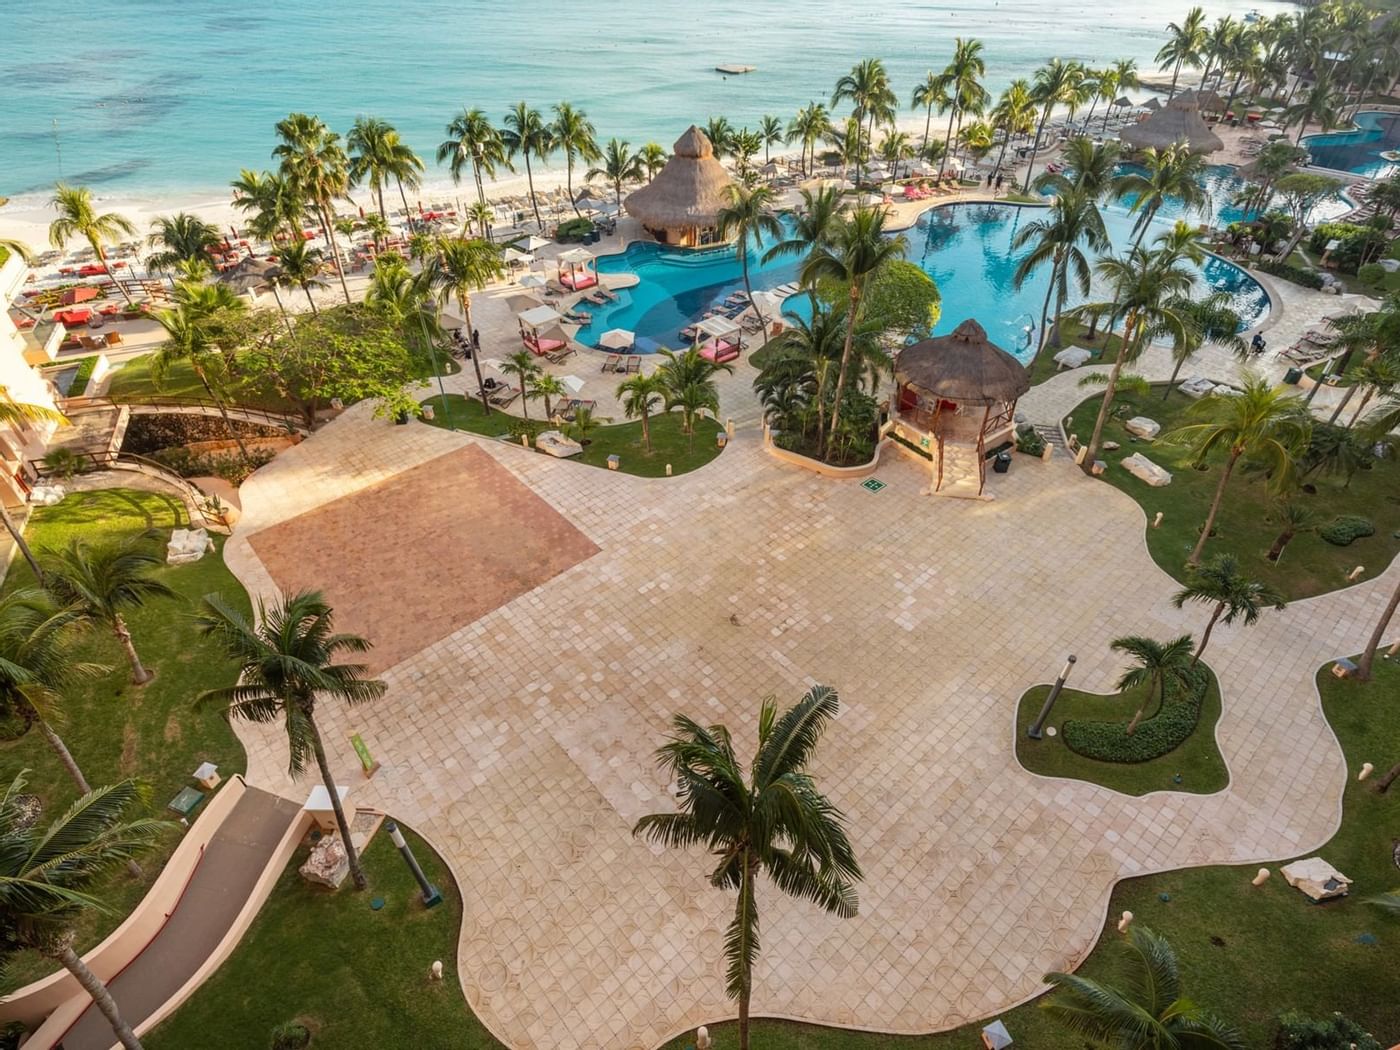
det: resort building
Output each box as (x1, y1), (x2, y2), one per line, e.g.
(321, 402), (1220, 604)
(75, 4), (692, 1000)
(0, 249), (63, 507)
(624, 126), (734, 247)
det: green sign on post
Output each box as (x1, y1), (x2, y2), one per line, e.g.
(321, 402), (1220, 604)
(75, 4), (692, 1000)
(861, 478), (886, 492)
(350, 733), (380, 778)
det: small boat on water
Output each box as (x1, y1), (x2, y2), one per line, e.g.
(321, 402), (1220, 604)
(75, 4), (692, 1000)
(1243, 8), (1262, 22)
(715, 64), (756, 75)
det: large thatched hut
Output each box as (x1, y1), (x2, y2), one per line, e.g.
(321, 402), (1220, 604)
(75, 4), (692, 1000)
(624, 126), (734, 247)
(1121, 90), (1224, 155)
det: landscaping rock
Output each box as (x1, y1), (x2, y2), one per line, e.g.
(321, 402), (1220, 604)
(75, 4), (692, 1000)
(1121, 453), (1172, 487)
(1053, 346), (1092, 370)
(1103, 441), (1121, 451)
(1125, 417), (1160, 439)
(1280, 856), (1351, 902)
(1179, 376), (1215, 399)
(29, 484), (65, 507)
(166, 528), (213, 565)
(300, 834), (350, 889)
(1381, 258), (1400, 273)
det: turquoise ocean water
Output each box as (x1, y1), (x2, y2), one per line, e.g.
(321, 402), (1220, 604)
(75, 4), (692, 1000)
(0, 0), (1295, 202)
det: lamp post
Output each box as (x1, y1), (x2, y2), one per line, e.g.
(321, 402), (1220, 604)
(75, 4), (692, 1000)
(385, 820), (442, 908)
(1027, 654), (1076, 740)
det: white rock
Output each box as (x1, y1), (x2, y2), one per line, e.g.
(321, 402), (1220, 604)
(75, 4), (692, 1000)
(166, 527), (213, 565)
(1280, 856), (1351, 902)
(1179, 376), (1215, 399)
(1124, 416), (1160, 439)
(29, 484), (65, 507)
(1381, 258), (1400, 273)
(299, 835), (350, 889)
(1121, 452), (1172, 487)
(1053, 346), (1092, 370)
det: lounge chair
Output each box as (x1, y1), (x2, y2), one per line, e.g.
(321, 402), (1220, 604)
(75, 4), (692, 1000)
(545, 344), (576, 363)
(626, 355), (641, 373)
(1280, 342), (1336, 367)
(487, 385), (520, 408)
(601, 353), (622, 372)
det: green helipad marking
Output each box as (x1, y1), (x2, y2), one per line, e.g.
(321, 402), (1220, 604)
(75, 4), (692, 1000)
(861, 478), (886, 492)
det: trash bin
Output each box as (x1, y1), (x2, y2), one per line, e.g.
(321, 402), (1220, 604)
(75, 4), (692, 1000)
(993, 450), (1012, 474)
(1283, 367), (1302, 385)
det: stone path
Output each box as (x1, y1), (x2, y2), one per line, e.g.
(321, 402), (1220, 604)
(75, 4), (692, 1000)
(221, 388), (1397, 1050)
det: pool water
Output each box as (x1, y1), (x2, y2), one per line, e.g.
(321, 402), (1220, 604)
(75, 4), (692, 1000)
(1303, 111), (1400, 179)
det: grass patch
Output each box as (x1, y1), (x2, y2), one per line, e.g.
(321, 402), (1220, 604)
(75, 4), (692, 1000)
(1015, 669), (1228, 796)
(146, 826), (501, 1050)
(68, 355), (98, 397)
(1065, 383), (1400, 600)
(420, 393), (725, 478)
(0, 489), (250, 992)
(1026, 317), (1126, 388)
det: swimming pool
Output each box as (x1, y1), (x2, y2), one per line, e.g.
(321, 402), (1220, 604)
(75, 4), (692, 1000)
(1302, 111), (1400, 179)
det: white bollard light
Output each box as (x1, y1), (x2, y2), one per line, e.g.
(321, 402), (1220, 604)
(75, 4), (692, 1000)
(1117, 910), (1133, 933)
(696, 1026), (712, 1050)
(1152, 511), (1164, 528)
(1347, 565), (1365, 582)
(1359, 762), (1374, 781)
(1252, 868), (1271, 887)
(430, 960), (443, 980)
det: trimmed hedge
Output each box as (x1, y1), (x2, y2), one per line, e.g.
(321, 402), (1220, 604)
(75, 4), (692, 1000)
(1320, 514), (1375, 546)
(1254, 259), (1325, 289)
(1062, 665), (1210, 764)
(1276, 1010), (1382, 1050)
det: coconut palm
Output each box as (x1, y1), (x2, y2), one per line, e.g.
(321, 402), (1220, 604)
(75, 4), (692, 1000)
(762, 186), (843, 268)
(230, 169), (304, 246)
(528, 372), (566, 420)
(1169, 372), (1312, 567)
(40, 532), (176, 686)
(786, 103), (832, 177)
(272, 241), (327, 314)
(753, 301), (855, 450)
(1332, 355), (1400, 428)
(1157, 6), (1209, 101)
(1111, 634), (1197, 735)
(47, 184), (137, 302)
(989, 79), (1037, 179)
(195, 589), (385, 891)
(731, 129), (763, 178)
(958, 121), (995, 168)
(639, 142), (669, 180)
(0, 237), (34, 263)
(1116, 143), (1211, 245)
(586, 139), (643, 215)
(425, 237), (504, 415)
(464, 199), (494, 241)
(1023, 59), (1084, 192)
(145, 213), (222, 274)
(911, 72), (950, 160)
(149, 300), (253, 462)
(347, 116), (424, 224)
(1103, 59), (1141, 131)
(799, 207), (907, 458)
(705, 117), (737, 160)
(657, 347), (733, 449)
(832, 58), (897, 182)
(437, 107), (511, 205)
(1043, 924), (1245, 1049)
(936, 38), (990, 178)
(877, 131), (914, 179)
(1200, 16), (1240, 92)
(616, 372), (667, 451)
(1265, 500), (1320, 563)
(757, 115), (785, 165)
(272, 112), (353, 303)
(501, 350), (542, 422)
(1285, 76), (1342, 144)
(0, 773), (165, 1050)
(1357, 575), (1399, 681)
(716, 184), (782, 347)
(632, 686), (861, 1050)
(1171, 555), (1285, 664)
(500, 102), (553, 230)
(1161, 287), (1244, 399)
(552, 102), (602, 216)
(1013, 183), (1108, 361)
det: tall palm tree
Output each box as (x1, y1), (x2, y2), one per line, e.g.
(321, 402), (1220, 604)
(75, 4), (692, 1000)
(195, 590), (386, 891)
(639, 142), (669, 180)
(1105, 59), (1141, 131)
(911, 71), (949, 160)
(586, 139), (643, 214)
(762, 185), (843, 268)
(1013, 183), (1108, 361)
(272, 241), (327, 315)
(632, 686), (862, 1050)
(1171, 554), (1285, 664)
(1111, 634), (1196, 735)
(716, 185), (782, 347)
(145, 213), (222, 274)
(1157, 6), (1210, 101)
(501, 350), (542, 422)
(799, 207), (906, 458)
(616, 372), (667, 451)
(936, 38), (990, 179)
(437, 107), (510, 205)
(786, 104), (832, 177)
(552, 102), (602, 216)
(47, 184), (137, 303)
(1043, 924), (1245, 1048)
(1357, 574), (1400, 681)
(41, 532), (176, 685)
(230, 169), (304, 246)
(989, 79), (1037, 179)
(149, 300), (253, 462)
(347, 116), (424, 224)
(1161, 288), (1244, 399)
(0, 591), (105, 794)
(878, 131), (914, 179)
(753, 302), (853, 450)
(272, 112), (353, 304)
(1115, 143), (1210, 245)
(832, 58), (897, 183)
(657, 347), (733, 449)
(1285, 76), (1342, 144)
(464, 199), (494, 241)
(1023, 59), (1084, 192)
(757, 115), (785, 165)
(0, 773), (165, 1050)
(426, 237), (504, 415)
(501, 102), (554, 230)
(1169, 372), (1312, 567)
(1199, 16), (1240, 93)
(704, 117), (737, 160)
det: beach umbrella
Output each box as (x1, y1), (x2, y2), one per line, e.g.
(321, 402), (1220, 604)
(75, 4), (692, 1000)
(519, 235), (552, 252)
(1113, 96), (1133, 108)
(560, 374), (586, 393)
(502, 247), (533, 265)
(518, 273), (548, 289)
(598, 328), (635, 350)
(1142, 97), (1161, 111)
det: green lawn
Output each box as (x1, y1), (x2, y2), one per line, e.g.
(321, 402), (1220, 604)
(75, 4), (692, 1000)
(420, 393), (726, 478)
(1065, 384), (1400, 600)
(106, 356), (297, 414)
(146, 826), (501, 1050)
(0, 489), (251, 992)
(1026, 317), (1126, 388)
(1015, 671), (1229, 796)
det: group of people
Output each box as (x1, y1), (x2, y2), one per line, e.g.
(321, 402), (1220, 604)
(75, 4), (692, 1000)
(450, 327), (481, 359)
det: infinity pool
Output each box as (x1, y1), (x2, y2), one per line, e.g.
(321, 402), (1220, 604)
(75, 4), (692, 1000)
(1303, 111), (1400, 179)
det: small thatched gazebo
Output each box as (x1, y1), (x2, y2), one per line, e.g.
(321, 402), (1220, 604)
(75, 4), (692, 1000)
(1121, 91), (1224, 155)
(624, 126), (734, 247)
(889, 319), (1030, 497)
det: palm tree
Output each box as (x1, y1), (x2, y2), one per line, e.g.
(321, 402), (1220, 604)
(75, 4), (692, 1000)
(705, 117), (737, 160)
(1105, 59), (1141, 131)
(347, 116), (424, 224)
(786, 104), (832, 177)
(501, 102), (554, 230)
(757, 115), (785, 165)
(0, 773), (164, 1050)
(657, 347), (733, 450)
(1013, 184), (1107, 361)
(149, 300), (253, 462)
(0, 591), (105, 794)
(1023, 59), (1084, 192)
(911, 72), (949, 160)
(989, 80), (1036, 180)
(464, 199), (494, 240)
(1116, 143), (1210, 245)
(1285, 76), (1342, 144)
(1169, 373), (1312, 567)
(1200, 16), (1240, 92)
(799, 208), (907, 458)
(877, 131), (914, 179)
(832, 58), (897, 183)
(47, 184), (137, 302)
(1171, 555), (1285, 664)
(195, 590), (385, 890)
(936, 38), (990, 179)
(1357, 575), (1400, 681)
(145, 213), (222, 273)
(1265, 500), (1320, 562)
(1333, 355), (1400, 429)
(716, 185), (782, 347)
(1157, 6), (1209, 101)
(1111, 634), (1196, 735)
(731, 129), (763, 178)
(272, 240), (327, 314)
(528, 372), (565, 420)
(40, 532), (176, 685)
(437, 107), (510, 205)
(0, 236), (34, 263)
(1043, 924), (1245, 1049)
(552, 102), (602, 216)
(762, 185), (843, 268)
(230, 169), (304, 246)
(616, 372), (667, 451)
(639, 142), (669, 180)
(426, 237), (504, 415)
(273, 112), (353, 304)
(587, 139), (643, 214)
(501, 350), (542, 422)
(632, 686), (861, 1050)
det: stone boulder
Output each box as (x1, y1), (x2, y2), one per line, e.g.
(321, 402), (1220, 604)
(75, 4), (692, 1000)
(299, 834), (350, 889)
(1125, 417), (1160, 440)
(1179, 376), (1214, 399)
(1053, 346), (1092, 370)
(1281, 856), (1351, 902)
(1121, 453), (1172, 487)
(167, 528), (213, 565)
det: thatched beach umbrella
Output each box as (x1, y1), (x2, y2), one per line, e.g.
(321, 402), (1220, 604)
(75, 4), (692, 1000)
(1195, 89), (1227, 113)
(624, 126), (735, 247)
(1121, 91), (1223, 155)
(1113, 96), (1134, 108)
(1142, 97), (1162, 112)
(894, 320), (1030, 406)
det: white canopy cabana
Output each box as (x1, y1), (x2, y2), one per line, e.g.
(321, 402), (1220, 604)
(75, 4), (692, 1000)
(558, 247), (594, 264)
(555, 246), (599, 291)
(696, 315), (741, 340)
(518, 304), (562, 328)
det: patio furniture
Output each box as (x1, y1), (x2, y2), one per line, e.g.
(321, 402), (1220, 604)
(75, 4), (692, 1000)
(625, 355), (641, 373)
(601, 353), (622, 372)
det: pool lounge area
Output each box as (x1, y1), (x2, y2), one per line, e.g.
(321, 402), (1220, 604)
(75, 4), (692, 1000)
(1303, 111), (1400, 179)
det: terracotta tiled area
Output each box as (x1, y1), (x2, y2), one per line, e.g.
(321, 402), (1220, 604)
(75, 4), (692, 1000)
(246, 444), (599, 673)
(221, 394), (1398, 1050)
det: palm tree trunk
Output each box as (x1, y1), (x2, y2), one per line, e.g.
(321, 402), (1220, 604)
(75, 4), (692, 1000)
(1126, 700), (1147, 735)
(377, 182), (388, 224)
(941, 109), (957, 179)
(1376, 760), (1400, 792)
(641, 407), (652, 451)
(460, 293), (492, 417)
(396, 177), (412, 228)
(300, 282), (320, 315)
(1031, 263), (1057, 364)
(38, 717), (91, 794)
(193, 364), (253, 465)
(1021, 107), (1051, 193)
(305, 709), (367, 890)
(1170, 58), (1184, 101)
(740, 253), (767, 349)
(825, 284), (862, 459)
(525, 156), (543, 230)
(113, 613), (153, 685)
(1163, 351), (1190, 400)
(1357, 575), (1400, 680)
(923, 105), (933, 157)
(0, 503), (43, 583)
(321, 199), (354, 305)
(735, 852), (756, 1050)
(1187, 449), (1241, 566)
(268, 284), (294, 335)
(54, 942), (144, 1050)
(1267, 526), (1297, 562)
(1193, 603), (1225, 664)
(93, 237), (135, 305)
(1083, 316), (1136, 470)
(1346, 387), (1375, 428)
(1327, 384), (1358, 424)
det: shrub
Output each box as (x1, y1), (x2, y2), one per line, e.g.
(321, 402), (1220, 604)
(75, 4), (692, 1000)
(150, 446), (275, 486)
(269, 1022), (311, 1050)
(1319, 514), (1375, 546)
(1276, 1010), (1382, 1050)
(1308, 221), (1367, 255)
(42, 447), (90, 479)
(1255, 259), (1324, 289)
(1061, 665), (1210, 764)
(1014, 423), (1045, 456)
(1358, 262), (1387, 286)
(555, 217), (595, 242)
(69, 355), (98, 397)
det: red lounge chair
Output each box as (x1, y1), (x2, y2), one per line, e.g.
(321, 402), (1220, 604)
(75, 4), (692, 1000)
(559, 272), (598, 291)
(699, 339), (740, 364)
(53, 308), (93, 327)
(527, 337), (567, 356)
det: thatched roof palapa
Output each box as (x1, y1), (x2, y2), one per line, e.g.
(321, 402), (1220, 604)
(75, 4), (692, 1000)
(624, 126), (734, 230)
(895, 320), (1030, 406)
(1121, 91), (1224, 154)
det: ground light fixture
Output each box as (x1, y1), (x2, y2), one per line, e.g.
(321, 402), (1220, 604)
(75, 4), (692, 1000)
(1027, 654), (1076, 740)
(385, 820), (443, 908)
